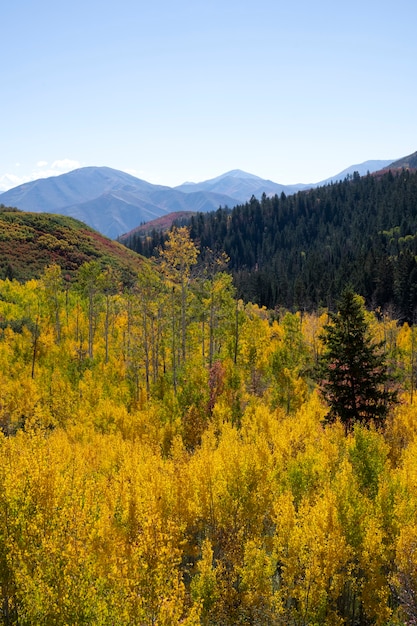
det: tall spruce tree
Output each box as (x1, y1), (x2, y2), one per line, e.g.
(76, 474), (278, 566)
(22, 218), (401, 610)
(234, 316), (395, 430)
(318, 287), (396, 433)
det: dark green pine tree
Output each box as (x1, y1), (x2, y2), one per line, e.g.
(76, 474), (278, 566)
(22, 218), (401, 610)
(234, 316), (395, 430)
(318, 287), (396, 433)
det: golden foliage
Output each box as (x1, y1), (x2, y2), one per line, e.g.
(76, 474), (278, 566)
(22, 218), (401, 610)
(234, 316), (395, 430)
(0, 268), (414, 624)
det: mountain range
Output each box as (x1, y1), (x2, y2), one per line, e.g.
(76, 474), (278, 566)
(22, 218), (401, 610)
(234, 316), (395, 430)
(0, 158), (401, 239)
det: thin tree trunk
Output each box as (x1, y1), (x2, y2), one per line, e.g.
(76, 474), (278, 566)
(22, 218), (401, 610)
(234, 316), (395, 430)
(31, 314), (40, 380)
(234, 299), (239, 365)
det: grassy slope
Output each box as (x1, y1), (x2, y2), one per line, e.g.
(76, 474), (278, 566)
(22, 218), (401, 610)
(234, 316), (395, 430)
(118, 210), (196, 241)
(0, 207), (143, 282)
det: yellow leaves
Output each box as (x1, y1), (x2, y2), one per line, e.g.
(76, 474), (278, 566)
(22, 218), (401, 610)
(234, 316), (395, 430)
(386, 401), (417, 464)
(0, 431), (106, 621)
(237, 539), (277, 621)
(0, 429), (197, 624)
(396, 320), (412, 354)
(333, 458), (368, 550)
(273, 490), (351, 625)
(393, 524), (417, 625)
(117, 512), (186, 625)
(159, 226), (199, 284)
(0, 370), (40, 434)
(1, 274), (417, 623)
(194, 421), (272, 541)
(360, 517), (392, 625)
(393, 435), (417, 526)
(190, 538), (218, 622)
(37, 233), (69, 251)
(239, 305), (273, 385)
(348, 425), (390, 500)
(0, 380), (405, 624)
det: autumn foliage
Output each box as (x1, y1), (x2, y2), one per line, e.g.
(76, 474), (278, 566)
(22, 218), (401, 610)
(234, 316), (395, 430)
(0, 231), (416, 624)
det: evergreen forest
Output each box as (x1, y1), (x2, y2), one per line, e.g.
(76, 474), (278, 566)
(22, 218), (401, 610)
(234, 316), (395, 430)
(124, 170), (417, 321)
(0, 225), (417, 624)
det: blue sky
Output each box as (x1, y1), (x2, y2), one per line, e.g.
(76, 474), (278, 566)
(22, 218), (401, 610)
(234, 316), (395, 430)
(1, 0), (416, 191)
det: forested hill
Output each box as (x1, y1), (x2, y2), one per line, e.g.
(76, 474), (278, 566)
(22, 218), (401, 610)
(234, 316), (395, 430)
(124, 169), (417, 320)
(0, 205), (143, 283)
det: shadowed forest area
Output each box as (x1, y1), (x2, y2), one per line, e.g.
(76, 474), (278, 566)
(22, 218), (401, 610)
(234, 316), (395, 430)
(125, 170), (417, 322)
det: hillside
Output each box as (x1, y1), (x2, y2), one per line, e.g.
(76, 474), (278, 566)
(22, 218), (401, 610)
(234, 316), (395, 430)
(0, 205), (143, 282)
(118, 211), (196, 240)
(124, 169), (417, 320)
(371, 151), (417, 177)
(386, 150), (417, 170)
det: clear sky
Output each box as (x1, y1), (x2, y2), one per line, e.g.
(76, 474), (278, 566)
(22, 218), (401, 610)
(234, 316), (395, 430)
(1, 0), (416, 192)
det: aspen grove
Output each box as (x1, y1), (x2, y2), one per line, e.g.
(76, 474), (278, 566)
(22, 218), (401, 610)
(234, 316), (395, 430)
(0, 229), (416, 625)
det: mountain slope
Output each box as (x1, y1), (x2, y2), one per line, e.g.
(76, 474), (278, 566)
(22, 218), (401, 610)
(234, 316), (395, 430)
(0, 206), (143, 282)
(0, 161), (396, 239)
(315, 159), (394, 185)
(0, 167), (145, 212)
(387, 150), (417, 170)
(175, 162), (395, 199)
(0, 167), (238, 239)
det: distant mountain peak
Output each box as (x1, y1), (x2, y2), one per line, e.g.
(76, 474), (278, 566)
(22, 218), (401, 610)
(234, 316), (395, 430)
(1, 154), (414, 239)
(0, 166), (238, 239)
(203, 169), (266, 184)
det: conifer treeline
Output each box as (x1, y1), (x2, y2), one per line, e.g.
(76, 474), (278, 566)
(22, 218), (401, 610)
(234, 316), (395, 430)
(124, 170), (417, 320)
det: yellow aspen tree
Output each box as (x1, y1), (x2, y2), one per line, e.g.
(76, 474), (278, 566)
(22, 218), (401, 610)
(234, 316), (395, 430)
(190, 538), (218, 624)
(270, 312), (311, 413)
(2, 431), (110, 624)
(239, 304), (273, 396)
(0, 369), (39, 435)
(0, 434), (19, 625)
(100, 266), (122, 364)
(392, 525), (417, 625)
(237, 539), (278, 624)
(198, 271), (236, 368)
(159, 227), (199, 380)
(40, 263), (64, 344)
(396, 322), (417, 403)
(136, 263), (168, 397)
(273, 489), (351, 625)
(119, 512), (188, 625)
(359, 516), (392, 625)
(77, 260), (104, 359)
